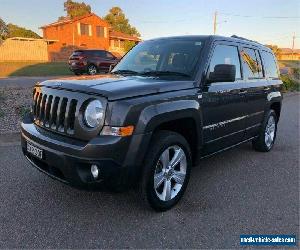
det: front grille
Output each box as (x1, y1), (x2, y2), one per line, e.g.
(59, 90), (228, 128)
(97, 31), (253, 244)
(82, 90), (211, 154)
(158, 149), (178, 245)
(33, 88), (78, 135)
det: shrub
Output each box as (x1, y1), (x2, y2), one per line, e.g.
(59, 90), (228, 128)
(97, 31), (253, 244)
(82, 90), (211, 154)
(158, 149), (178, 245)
(281, 74), (300, 92)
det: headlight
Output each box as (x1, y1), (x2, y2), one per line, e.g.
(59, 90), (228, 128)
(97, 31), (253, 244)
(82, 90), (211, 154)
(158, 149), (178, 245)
(84, 100), (104, 128)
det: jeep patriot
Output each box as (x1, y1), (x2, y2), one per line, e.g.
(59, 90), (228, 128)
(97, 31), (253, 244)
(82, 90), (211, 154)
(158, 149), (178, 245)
(21, 35), (282, 211)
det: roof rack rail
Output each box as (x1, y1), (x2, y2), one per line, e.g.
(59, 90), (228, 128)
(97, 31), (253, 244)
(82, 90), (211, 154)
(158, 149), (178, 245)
(231, 35), (262, 45)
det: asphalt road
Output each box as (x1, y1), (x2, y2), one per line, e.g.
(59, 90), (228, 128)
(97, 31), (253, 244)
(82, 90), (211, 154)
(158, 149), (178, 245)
(0, 93), (299, 248)
(0, 76), (63, 88)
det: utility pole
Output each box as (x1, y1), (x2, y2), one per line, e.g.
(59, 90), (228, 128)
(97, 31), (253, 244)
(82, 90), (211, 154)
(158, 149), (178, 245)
(213, 11), (217, 35)
(292, 33), (295, 60)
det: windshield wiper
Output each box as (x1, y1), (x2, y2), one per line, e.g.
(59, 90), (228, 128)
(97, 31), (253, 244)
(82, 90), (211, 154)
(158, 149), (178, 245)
(139, 70), (191, 78)
(111, 69), (139, 75)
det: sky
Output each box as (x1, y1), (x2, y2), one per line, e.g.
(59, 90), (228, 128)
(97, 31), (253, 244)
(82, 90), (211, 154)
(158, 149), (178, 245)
(0, 0), (299, 48)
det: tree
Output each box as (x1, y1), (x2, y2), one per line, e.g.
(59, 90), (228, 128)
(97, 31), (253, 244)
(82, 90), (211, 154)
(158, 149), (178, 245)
(266, 45), (282, 59)
(6, 24), (41, 39)
(64, 0), (91, 19)
(104, 7), (140, 37)
(124, 41), (136, 53)
(0, 18), (8, 40)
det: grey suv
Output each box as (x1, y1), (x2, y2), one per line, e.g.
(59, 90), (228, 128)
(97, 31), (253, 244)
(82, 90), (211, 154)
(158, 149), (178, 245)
(21, 35), (282, 211)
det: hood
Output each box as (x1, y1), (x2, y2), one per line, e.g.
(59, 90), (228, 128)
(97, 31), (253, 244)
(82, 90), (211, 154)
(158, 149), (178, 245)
(37, 74), (196, 101)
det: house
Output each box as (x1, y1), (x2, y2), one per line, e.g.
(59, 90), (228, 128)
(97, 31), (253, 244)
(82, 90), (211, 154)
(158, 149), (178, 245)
(40, 13), (141, 61)
(278, 48), (300, 60)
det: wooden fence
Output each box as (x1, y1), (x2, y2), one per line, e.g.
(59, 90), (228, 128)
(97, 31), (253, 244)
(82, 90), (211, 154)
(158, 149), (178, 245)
(0, 37), (49, 61)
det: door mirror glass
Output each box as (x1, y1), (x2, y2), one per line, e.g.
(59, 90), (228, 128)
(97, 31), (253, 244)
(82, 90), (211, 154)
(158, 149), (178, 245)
(208, 64), (236, 83)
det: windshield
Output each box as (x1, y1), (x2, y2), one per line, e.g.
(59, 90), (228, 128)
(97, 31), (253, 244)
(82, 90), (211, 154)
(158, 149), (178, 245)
(112, 38), (204, 80)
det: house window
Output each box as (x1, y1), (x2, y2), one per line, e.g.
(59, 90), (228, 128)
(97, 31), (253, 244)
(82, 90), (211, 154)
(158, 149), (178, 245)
(80, 23), (89, 35)
(96, 26), (105, 37)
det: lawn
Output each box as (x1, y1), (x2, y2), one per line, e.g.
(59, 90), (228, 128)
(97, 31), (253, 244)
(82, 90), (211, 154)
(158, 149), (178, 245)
(0, 61), (73, 77)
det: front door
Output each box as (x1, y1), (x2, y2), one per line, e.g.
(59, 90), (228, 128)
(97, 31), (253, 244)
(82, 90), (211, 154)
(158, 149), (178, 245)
(201, 43), (247, 155)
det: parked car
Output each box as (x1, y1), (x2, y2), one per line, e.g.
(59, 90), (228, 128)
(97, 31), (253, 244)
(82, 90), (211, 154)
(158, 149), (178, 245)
(68, 49), (119, 75)
(21, 35), (282, 211)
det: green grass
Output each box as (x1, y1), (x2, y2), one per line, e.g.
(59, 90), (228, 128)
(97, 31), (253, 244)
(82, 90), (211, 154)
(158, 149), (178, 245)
(0, 61), (73, 77)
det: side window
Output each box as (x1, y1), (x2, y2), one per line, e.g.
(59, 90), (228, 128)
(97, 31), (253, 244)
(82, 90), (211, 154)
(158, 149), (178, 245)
(261, 51), (279, 79)
(209, 45), (241, 80)
(105, 52), (114, 59)
(95, 51), (105, 57)
(240, 48), (263, 79)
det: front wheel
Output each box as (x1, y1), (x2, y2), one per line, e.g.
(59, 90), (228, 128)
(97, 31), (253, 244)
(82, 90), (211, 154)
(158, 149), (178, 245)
(139, 131), (192, 211)
(87, 64), (97, 75)
(252, 110), (278, 152)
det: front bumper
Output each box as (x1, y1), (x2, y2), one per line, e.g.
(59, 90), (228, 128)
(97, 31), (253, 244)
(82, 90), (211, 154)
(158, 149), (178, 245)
(21, 118), (151, 189)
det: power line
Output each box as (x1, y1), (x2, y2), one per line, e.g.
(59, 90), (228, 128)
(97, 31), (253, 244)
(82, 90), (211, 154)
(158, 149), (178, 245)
(219, 12), (300, 19)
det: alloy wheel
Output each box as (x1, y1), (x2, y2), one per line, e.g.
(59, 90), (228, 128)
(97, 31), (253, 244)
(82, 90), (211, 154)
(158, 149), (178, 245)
(265, 115), (276, 148)
(88, 65), (97, 75)
(153, 145), (187, 201)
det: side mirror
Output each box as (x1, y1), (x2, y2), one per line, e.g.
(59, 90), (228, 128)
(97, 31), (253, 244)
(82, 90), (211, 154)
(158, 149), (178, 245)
(208, 64), (236, 83)
(109, 64), (116, 72)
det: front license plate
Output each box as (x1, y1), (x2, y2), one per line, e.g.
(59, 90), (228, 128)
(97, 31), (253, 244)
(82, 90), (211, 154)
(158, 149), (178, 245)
(27, 142), (43, 159)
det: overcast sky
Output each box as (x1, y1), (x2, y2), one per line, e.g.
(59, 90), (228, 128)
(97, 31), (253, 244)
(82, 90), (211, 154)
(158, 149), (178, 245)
(1, 0), (299, 48)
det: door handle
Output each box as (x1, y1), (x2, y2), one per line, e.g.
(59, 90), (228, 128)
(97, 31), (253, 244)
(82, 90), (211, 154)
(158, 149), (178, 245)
(239, 89), (247, 94)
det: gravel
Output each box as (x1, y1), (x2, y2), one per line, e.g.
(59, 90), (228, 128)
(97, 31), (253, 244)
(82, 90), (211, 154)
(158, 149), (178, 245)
(0, 86), (32, 134)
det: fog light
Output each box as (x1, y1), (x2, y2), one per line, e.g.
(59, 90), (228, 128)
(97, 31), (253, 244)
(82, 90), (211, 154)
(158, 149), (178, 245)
(91, 165), (99, 179)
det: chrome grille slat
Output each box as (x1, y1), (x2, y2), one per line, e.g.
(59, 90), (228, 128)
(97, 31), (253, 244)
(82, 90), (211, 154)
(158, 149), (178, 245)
(50, 96), (60, 129)
(44, 95), (53, 127)
(39, 94), (47, 125)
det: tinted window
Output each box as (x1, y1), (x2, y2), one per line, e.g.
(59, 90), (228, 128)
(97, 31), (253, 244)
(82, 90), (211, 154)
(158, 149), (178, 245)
(94, 51), (105, 57)
(105, 52), (114, 59)
(261, 51), (279, 79)
(209, 45), (241, 79)
(240, 48), (263, 78)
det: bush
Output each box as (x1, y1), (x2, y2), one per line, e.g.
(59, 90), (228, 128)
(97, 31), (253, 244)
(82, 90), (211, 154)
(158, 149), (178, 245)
(281, 74), (300, 92)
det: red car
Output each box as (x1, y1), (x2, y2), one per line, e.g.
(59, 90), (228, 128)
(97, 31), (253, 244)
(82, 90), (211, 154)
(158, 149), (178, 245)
(68, 49), (119, 75)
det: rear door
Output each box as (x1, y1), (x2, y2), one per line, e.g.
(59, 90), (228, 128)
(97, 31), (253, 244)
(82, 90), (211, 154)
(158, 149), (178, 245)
(239, 46), (268, 138)
(202, 42), (248, 155)
(103, 51), (118, 71)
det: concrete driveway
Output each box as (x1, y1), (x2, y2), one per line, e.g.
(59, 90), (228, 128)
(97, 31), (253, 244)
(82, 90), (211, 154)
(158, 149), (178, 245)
(0, 93), (299, 248)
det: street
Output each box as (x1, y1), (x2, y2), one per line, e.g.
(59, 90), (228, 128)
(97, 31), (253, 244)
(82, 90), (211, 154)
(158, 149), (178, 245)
(0, 93), (299, 248)
(0, 76), (64, 88)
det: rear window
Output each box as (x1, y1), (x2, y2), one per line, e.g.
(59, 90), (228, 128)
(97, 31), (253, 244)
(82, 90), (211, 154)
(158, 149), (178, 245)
(71, 51), (84, 57)
(261, 51), (279, 79)
(240, 48), (263, 79)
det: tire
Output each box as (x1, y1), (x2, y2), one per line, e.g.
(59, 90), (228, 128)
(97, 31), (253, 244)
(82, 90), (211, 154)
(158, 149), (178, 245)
(74, 72), (82, 76)
(139, 131), (192, 211)
(87, 64), (97, 75)
(252, 110), (278, 152)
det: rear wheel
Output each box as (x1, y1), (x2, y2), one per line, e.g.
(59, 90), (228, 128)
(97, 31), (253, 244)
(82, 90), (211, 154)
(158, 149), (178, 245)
(87, 64), (97, 75)
(139, 131), (192, 211)
(252, 110), (278, 152)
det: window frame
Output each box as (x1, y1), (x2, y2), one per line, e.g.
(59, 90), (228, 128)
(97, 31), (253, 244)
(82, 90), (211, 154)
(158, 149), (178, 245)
(206, 42), (243, 83)
(260, 50), (280, 80)
(80, 23), (89, 36)
(96, 26), (105, 38)
(239, 46), (264, 80)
